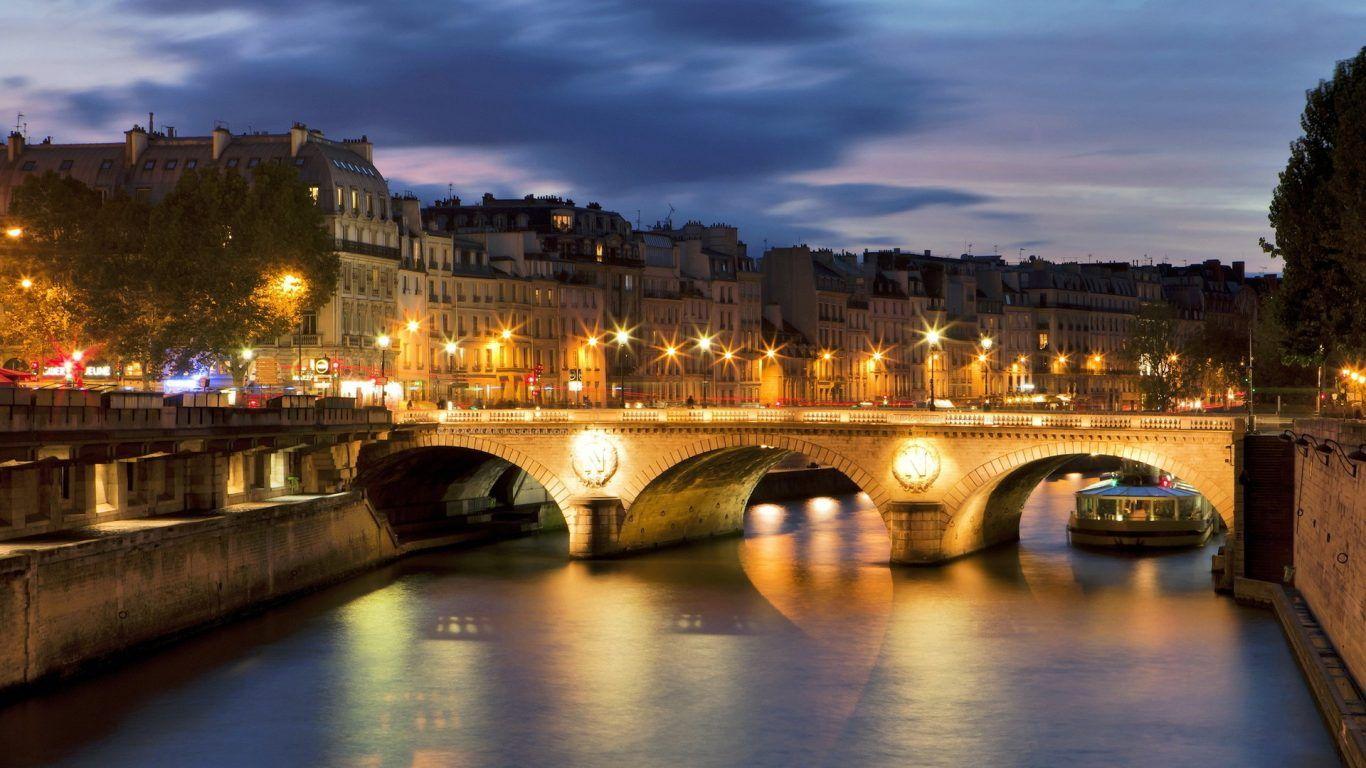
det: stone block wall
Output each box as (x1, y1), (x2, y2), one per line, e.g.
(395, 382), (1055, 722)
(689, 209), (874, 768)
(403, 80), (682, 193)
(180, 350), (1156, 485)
(0, 493), (397, 694)
(1293, 418), (1366, 683)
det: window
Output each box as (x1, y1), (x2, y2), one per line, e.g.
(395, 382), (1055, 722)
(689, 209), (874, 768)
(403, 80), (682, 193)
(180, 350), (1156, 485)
(336, 186), (345, 210)
(294, 157), (305, 166)
(552, 213), (572, 231)
(58, 159), (73, 171)
(350, 188), (359, 212)
(99, 158), (114, 170)
(248, 157), (261, 168)
(142, 159), (155, 170)
(308, 186), (319, 204)
(1038, 332), (1049, 350)
(164, 159), (177, 170)
(226, 158), (239, 168)
(186, 159), (198, 169)
(20, 161), (35, 171)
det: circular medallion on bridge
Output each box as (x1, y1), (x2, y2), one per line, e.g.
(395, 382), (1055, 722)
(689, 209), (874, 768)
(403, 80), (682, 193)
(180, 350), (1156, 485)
(892, 440), (940, 492)
(571, 430), (619, 488)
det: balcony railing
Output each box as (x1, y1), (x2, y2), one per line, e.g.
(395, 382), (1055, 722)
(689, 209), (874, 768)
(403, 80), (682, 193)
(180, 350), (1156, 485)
(335, 238), (401, 259)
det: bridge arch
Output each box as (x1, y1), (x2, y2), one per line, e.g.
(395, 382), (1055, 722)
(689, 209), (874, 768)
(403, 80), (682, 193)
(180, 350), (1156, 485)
(617, 432), (894, 509)
(354, 432), (576, 547)
(603, 433), (894, 557)
(938, 438), (1235, 560)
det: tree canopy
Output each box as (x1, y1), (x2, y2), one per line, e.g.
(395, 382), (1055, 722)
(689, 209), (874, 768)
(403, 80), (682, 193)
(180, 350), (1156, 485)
(1124, 302), (1197, 411)
(1263, 46), (1366, 365)
(2, 165), (337, 385)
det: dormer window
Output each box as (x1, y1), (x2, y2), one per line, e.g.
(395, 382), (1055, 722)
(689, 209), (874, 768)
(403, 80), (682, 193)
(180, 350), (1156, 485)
(99, 159), (114, 170)
(186, 159), (198, 169)
(552, 212), (572, 231)
(142, 159), (155, 171)
(20, 161), (35, 171)
(247, 157), (261, 168)
(58, 159), (73, 171)
(164, 159), (177, 170)
(226, 158), (239, 168)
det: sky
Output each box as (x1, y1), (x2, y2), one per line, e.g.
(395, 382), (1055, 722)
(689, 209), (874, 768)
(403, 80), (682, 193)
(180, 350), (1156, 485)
(1, 1), (1363, 272)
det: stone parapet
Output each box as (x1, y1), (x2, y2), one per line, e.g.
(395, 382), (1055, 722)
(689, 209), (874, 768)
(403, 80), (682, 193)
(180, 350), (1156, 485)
(0, 492), (398, 695)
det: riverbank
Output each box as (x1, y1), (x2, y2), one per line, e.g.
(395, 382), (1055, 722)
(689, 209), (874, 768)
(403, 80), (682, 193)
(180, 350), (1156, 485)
(1237, 578), (1366, 767)
(0, 492), (398, 697)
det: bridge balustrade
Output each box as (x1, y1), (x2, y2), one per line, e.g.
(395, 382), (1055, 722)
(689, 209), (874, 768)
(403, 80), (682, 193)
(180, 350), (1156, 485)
(395, 407), (1240, 432)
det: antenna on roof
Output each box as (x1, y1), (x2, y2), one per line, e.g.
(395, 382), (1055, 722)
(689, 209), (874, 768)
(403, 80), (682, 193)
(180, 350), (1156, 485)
(14, 113), (27, 139)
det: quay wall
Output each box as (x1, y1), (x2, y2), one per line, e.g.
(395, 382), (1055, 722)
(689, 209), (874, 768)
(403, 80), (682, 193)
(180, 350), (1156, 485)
(0, 492), (397, 694)
(1293, 419), (1366, 685)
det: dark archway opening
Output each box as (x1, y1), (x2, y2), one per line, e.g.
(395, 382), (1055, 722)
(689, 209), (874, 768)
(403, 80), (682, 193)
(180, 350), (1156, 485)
(356, 447), (564, 547)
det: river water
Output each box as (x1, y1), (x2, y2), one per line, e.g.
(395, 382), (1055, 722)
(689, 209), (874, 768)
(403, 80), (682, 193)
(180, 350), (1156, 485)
(0, 474), (1339, 767)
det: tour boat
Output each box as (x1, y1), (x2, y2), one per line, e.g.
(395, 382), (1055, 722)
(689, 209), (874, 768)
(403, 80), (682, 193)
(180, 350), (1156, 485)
(1069, 469), (1216, 549)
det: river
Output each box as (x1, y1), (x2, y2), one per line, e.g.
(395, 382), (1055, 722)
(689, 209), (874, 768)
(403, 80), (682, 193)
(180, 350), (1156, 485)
(0, 473), (1339, 767)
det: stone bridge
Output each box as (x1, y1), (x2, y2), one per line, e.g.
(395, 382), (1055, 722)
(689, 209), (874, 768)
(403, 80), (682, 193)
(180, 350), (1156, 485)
(358, 408), (1243, 565)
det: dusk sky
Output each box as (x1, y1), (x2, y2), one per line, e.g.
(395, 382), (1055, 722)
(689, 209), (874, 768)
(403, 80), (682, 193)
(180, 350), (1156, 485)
(2, 1), (1363, 272)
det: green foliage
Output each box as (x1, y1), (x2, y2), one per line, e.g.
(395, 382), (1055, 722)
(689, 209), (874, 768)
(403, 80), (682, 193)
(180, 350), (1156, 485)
(2, 165), (337, 386)
(1263, 47), (1366, 364)
(1124, 302), (1197, 411)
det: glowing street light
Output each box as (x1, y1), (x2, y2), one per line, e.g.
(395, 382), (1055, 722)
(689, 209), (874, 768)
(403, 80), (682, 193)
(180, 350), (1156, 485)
(19, 277), (32, 289)
(406, 319), (420, 333)
(4, 226), (22, 239)
(376, 334), (392, 408)
(240, 348), (255, 361)
(821, 351), (833, 361)
(764, 348), (777, 360)
(696, 334), (713, 351)
(71, 349), (84, 362)
(501, 328), (513, 341)
(444, 341), (458, 355)
(279, 273), (303, 294)
(665, 345), (678, 357)
(980, 336), (993, 350)
(613, 328), (631, 346)
(585, 335), (600, 348)
(722, 349), (734, 362)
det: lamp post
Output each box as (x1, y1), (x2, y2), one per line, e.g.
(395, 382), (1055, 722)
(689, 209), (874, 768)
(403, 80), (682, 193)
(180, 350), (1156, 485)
(924, 329), (942, 410)
(697, 334), (714, 406)
(978, 336), (993, 401)
(585, 334), (600, 407)
(376, 334), (391, 408)
(613, 328), (630, 408)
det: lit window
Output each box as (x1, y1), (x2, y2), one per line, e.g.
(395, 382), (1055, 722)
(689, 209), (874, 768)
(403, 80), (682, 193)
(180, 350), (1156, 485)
(1038, 332), (1049, 350)
(552, 213), (572, 231)
(308, 186), (320, 204)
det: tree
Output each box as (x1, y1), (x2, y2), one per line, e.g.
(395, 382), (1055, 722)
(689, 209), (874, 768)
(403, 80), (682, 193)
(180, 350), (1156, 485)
(1124, 302), (1196, 411)
(1262, 47), (1366, 365)
(147, 164), (336, 384)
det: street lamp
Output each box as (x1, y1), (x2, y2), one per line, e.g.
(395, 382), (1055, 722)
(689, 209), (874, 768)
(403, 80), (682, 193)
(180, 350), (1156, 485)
(19, 277), (32, 290)
(376, 334), (391, 408)
(696, 334), (715, 405)
(4, 226), (22, 239)
(923, 328), (942, 410)
(612, 328), (631, 407)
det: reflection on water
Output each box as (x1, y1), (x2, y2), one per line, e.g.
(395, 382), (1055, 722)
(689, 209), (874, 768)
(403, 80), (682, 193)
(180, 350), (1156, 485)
(0, 475), (1338, 767)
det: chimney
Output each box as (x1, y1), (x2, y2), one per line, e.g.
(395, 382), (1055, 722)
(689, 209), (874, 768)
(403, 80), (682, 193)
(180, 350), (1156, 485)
(6, 131), (24, 162)
(289, 122), (308, 157)
(345, 135), (373, 163)
(763, 302), (784, 330)
(1232, 261), (1245, 282)
(211, 124), (231, 160)
(923, 249), (931, 257)
(124, 125), (148, 167)
(401, 196), (421, 229)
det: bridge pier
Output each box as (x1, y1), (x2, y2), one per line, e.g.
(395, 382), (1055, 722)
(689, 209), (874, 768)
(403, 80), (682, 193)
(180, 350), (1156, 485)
(567, 496), (627, 558)
(884, 501), (949, 564)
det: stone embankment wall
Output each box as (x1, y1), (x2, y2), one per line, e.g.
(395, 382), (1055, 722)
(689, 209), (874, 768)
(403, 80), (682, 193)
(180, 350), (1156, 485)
(0, 493), (397, 694)
(1293, 418), (1366, 683)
